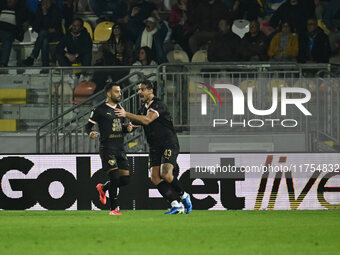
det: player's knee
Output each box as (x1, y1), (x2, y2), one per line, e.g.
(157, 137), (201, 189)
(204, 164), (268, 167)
(119, 175), (130, 187)
(151, 174), (161, 185)
(160, 164), (173, 180)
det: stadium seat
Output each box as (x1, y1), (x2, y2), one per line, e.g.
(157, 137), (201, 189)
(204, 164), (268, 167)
(232, 19), (250, 39)
(167, 50), (189, 63)
(267, 79), (288, 102)
(191, 50), (207, 63)
(73, 81), (96, 104)
(13, 27), (38, 45)
(93, 22), (114, 43)
(83, 21), (94, 40)
(317, 19), (330, 35)
(268, 79), (287, 91)
(240, 79), (258, 93)
(294, 79), (317, 102)
(188, 80), (205, 103)
(52, 82), (73, 104)
(0, 89), (27, 104)
(265, 0), (286, 13)
(0, 119), (18, 131)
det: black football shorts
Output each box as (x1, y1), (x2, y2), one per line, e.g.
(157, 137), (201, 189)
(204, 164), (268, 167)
(149, 144), (179, 169)
(100, 149), (129, 172)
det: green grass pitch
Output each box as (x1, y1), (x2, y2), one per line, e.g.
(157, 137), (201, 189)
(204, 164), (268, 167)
(0, 210), (339, 255)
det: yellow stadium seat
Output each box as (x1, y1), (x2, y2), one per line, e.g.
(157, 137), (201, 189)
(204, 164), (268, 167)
(93, 22), (114, 43)
(167, 50), (189, 63)
(240, 79), (258, 93)
(0, 89), (27, 104)
(83, 21), (93, 40)
(0, 119), (18, 131)
(268, 79), (287, 91)
(318, 19), (330, 35)
(191, 50), (207, 63)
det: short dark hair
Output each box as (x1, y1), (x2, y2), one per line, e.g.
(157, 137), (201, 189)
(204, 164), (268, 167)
(140, 80), (157, 93)
(104, 82), (120, 93)
(73, 17), (84, 27)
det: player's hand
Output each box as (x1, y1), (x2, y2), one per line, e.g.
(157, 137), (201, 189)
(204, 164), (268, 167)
(115, 105), (126, 117)
(89, 131), (99, 139)
(126, 122), (133, 132)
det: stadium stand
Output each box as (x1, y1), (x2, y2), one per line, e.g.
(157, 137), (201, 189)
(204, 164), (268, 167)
(0, 0), (340, 154)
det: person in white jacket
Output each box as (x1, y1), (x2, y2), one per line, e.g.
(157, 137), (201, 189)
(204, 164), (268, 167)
(129, 46), (157, 83)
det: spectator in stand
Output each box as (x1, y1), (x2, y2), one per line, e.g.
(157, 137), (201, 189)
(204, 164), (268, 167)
(89, 0), (127, 23)
(189, 0), (235, 55)
(0, 0), (30, 67)
(269, 0), (314, 34)
(268, 22), (299, 61)
(118, 0), (157, 42)
(92, 23), (134, 94)
(323, 0), (340, 54)
(135, 15), (168, 64)
(26, 0), (74, 28)
(56, 17), (92, 66)
(129, 46), (157, 83)
(240, 20), (269, 61)
(231, 0), (264, 20)
(298, 17), (331, 63)
(314, 0), (328, 20)
(59, 0), (74, 29)
(100, 23), (134, 66)
(168, 0), (196, 59)
(207, 18), (240, 62)
(23, 0), (63, 69)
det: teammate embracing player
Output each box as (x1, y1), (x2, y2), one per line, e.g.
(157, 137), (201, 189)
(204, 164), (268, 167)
(115, 80), (192, 215)
(85, 82), (133, 215)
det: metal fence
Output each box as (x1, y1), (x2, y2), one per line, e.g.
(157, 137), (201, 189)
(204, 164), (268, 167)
(156, 62), (338, 151)
(36, 69), (154, 153)
(27, 62), (339, 153)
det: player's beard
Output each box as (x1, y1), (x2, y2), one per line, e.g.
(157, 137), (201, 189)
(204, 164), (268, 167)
(110, 96), (120, 104)
(140, 95), (146, 103)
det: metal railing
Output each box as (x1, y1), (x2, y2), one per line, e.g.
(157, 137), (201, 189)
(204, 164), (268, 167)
(155, 62), (337, 151)
(36, 70), (154, 153)
(21, 62), (338, 153)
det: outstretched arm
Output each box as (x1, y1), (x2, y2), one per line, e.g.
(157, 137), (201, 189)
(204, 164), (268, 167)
(115, 105), (158, 126)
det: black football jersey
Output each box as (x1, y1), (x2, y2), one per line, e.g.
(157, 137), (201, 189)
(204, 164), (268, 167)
(89, 103), (127, 151)
(138, 97), (179, 149)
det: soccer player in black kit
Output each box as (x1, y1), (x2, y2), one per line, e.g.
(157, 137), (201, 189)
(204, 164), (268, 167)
(115, 80), (192, 214)
(85, 82), (133, 215)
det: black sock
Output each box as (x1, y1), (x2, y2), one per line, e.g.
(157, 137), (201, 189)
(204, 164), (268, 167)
(169, 177), (184, 197)
(102, 176), (130, 193)
(108, 170), (120, 210)
(156, 181), (180, 204)
(102, 181), (110, 192)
